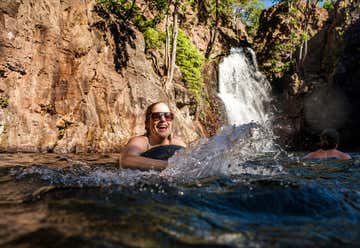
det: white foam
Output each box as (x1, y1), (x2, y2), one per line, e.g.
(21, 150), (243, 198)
(161, 123), (281, 182)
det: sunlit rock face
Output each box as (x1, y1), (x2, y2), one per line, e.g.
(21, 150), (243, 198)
(0, 0), (200, 152)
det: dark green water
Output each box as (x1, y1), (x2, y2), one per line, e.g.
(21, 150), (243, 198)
(0, 153), (359, 247)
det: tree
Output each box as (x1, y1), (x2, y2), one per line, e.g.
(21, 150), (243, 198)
(299, 0), (320, 70)
(164, 0), (182, 95)
(271, 0), (320, 70)
(235, 0), (265, 38)
(205, 0), (219, 58)
(204, 0), (240, 58)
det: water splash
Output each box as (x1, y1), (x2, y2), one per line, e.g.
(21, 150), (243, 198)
(161, 123), (282, 182)
(160, 47), (281, 182)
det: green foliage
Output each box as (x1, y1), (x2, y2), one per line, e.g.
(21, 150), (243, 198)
(176, 30), (205, 101)
(97, 0), (164, 31)
(194, 0), (264, 39)
(300, 31), (309, 42)
(151, 0), (169, 12)
(186, 0), (197, 8)
(207, 0), (238, 25)
(274, 44), (282, 51)
(218, 0), (237, 21)
(290, 17), (297, 25)
(57, 121), (71, 140)
(321, 0), (335, 11)
(97, 0), (167, 60)
(282, 60), (293, 72)
(58, 128), (65, 140)
(97, 0), (138, 18)
(133, 14), (162, 32)
(143, 27), (166, 50)
(260, 0), (315, 79)
(266, 58), (293, 76)
(237, 0), (265, 37)
(274, 42), (293, 52)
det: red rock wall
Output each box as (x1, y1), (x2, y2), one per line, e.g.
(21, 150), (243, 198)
(0, 0), (200, 152)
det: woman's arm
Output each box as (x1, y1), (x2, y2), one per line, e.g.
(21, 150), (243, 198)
(120, 137), (168, 171)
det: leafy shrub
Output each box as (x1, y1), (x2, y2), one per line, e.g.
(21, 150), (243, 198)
(97, 0), (138, 18)
(143, 27), (166, 50)
(176, 30), (205, 101)
(322, 0), (335, 11)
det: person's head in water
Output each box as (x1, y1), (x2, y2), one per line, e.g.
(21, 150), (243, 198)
(320, 128), (339, 150)
(304, 128), (351, 160)
(145, 102), (174, 139)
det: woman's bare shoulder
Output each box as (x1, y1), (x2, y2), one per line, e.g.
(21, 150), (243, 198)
(128, 135), (147, 143)
(123, 135), (149, 153)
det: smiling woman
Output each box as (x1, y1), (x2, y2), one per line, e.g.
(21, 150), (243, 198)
(120, 102), (186, 171)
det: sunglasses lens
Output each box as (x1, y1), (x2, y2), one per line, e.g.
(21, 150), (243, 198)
(151, 113), (161, 121)
(164, 112), (173, 121)
(151, 112), (173, 121)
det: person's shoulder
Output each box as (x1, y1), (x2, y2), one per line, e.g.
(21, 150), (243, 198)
(171, 136), (187, 147)
(335, 150), (352, 160)
(304, 150), (321, 159)
(128, 135), (147, 143)
(124, 135), (149, 152)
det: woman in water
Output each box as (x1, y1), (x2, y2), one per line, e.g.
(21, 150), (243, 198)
(120, 102), (186, 171)
(304, 128), (351, 160)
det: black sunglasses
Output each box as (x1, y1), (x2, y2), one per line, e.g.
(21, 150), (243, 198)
(150, 112), (174, 121)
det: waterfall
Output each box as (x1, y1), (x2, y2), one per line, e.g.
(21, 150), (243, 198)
(218, 47), (272, 126)
(164, 49), (278, 180)
(161, 48), (277, 181)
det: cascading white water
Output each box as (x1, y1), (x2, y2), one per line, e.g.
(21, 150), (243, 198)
(218, 47), (272, 125)
(164, 47), (279, 179)
(161, 47), (279, 181)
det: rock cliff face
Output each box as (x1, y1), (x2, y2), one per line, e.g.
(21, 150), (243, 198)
(255, 0), (360, 150)
(0, 0), (206, 152)
(330, 1), (360, 150)
(300, 0), (360, 150)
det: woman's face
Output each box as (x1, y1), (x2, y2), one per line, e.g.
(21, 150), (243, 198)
(148, 103), (173, 139)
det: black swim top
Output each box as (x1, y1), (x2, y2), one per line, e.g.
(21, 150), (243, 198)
(141, 145), (184, 161)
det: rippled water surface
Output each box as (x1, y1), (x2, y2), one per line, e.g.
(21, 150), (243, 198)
(0, 152), (359, 248)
